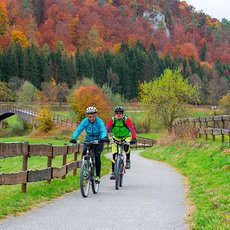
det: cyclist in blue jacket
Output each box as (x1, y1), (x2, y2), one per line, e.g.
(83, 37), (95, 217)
(70, 106), (109, 183)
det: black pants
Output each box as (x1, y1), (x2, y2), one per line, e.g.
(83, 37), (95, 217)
(83, 143), (104, 177)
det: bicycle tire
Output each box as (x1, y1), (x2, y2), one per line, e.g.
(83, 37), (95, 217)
(91, 164), (99, 194)
(80, 160), (90, 198)
(115, 157), (121, 190)
(119, 160), (124, 187)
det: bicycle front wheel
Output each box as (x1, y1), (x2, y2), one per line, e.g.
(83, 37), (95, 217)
(91, 164), (99, 194)
(119, 160), (124, 187)
(115, 157), (121, 190)
(80, 160), (90, 198)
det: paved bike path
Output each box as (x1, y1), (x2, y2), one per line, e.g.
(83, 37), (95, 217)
(0, 151), (187, 230)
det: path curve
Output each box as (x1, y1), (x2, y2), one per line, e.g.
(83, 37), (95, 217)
(0, 150), (187, 230)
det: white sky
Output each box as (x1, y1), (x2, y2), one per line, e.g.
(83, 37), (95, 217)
(182, 0), (230, 21)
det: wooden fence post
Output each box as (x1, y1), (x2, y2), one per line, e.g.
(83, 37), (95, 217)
(21, 142), (29, 193)
(47, 144), (53, 184)
(222, 132), (225, 143)
(73, 146), (78, 176)
(62, 144), (67, 179)
(212, 129), (215, 141)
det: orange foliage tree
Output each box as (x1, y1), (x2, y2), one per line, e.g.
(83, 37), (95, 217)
(175, 42), (199, 62)
(11, 29), (29, 47)
(70, 84), (111, 122)
(0, 1), (8, 36)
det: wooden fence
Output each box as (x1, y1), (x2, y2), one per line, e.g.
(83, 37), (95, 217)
(173, 115), (230, 143)
(0, 138), (155, 192)
(0, 142), (82, 192)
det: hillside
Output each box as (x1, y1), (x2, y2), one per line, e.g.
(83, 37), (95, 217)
(0, 0), (229, 102)
(0, 0), (229, 64)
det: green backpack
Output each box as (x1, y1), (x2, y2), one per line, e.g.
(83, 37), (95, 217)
(112, 115), (128, 129)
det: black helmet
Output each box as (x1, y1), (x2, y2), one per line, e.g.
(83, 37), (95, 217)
(114, 106), (124, 113)
(86, 106), (97, 114)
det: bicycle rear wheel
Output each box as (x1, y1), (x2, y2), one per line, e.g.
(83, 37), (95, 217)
(91, 165), (99, 194)
(115, 157), (121, 190)
(80, 160), (90, 198)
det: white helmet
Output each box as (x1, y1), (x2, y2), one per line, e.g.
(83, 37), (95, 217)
(86, 106), (97, 114)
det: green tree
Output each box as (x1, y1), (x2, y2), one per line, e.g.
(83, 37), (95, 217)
(140, 69), (200, 132)
(56, 82), (70, 107)
(219, 91), (230, 114)
(17, 81), (38, 106)
(31, 0), (44, 25)
(200, 41), (207, 61)
(0, 81), (13, 101)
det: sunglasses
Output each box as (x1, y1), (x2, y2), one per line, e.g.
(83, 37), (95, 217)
(115, 112), (123, 115)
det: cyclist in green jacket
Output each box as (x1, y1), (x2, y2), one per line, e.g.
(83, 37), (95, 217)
(106, 106), (137, 180)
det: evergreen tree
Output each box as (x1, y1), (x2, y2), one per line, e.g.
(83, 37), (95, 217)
(31, 0), (44, 25)
(23, 45), (40, 88)
(94, 51), (107, 87)
(200, 41), (207, 61)
(189, 56), (197, 74)
(75, 49), (85, 78)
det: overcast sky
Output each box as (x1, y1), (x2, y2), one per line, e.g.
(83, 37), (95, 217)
(182, 0), (230, 21)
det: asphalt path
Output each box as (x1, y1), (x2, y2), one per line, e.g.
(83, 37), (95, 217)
(0, 150), (187, 230)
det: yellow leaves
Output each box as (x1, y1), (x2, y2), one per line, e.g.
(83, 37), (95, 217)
(85, 25), (103, 51)
(69, 16), (79, 40)
(34, 106), (54, 131)
(113, 43), (121, 53)
(51, 77), (57, 86)
(11, 29), (29, 47)
(0, 1), (9, 36)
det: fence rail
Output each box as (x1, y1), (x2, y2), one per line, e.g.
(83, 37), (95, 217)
(0, 138), (155, 192)
(0, 142), (81, 192)
(173, 115), (230, 143)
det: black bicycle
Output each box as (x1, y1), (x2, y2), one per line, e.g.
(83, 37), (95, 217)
(79, 140), (101, 198)
(112, 139), (130, 190)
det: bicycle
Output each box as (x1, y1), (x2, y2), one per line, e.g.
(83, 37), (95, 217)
(78, 140), (101, 198)
(112, 139), (130, 190)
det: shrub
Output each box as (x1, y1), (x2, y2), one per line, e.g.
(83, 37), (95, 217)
(34, 107), (54, 131)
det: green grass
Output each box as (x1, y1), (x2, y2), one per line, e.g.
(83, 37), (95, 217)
(187, 106), (212, 117)
(138, 133), (162, 140)
(140, 139), (230, 229)
(0, 136), (70, 145)
(0, 136), (111, 220)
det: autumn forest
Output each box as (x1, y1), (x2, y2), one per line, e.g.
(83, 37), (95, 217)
(0, 0), (229, 104)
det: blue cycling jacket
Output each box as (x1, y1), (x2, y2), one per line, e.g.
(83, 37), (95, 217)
(71, 116), (107, 141)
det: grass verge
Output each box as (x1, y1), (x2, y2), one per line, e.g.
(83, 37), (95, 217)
(0, 136), (111, 220)
(140, 139), (230, 229)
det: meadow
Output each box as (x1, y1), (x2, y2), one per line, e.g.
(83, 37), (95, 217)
(1, 104), (229, 229)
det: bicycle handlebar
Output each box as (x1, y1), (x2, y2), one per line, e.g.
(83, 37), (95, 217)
(76, 140), (104, 145)
(110, 139), (131, 145)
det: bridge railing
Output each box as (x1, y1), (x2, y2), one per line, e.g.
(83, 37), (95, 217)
(0, 105), (77, 127)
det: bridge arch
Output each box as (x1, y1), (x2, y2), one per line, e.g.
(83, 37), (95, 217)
(0, 106), (37, 123)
